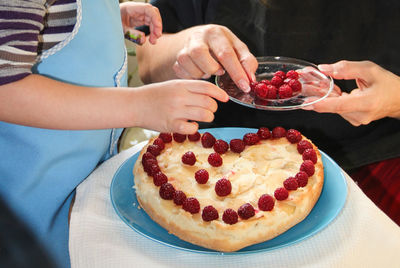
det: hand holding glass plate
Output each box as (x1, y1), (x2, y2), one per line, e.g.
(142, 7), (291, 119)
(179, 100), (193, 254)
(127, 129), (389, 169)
(216, 56), (334, 111)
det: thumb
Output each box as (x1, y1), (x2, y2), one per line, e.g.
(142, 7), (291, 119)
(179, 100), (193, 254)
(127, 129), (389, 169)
(318, 60), (375, 84)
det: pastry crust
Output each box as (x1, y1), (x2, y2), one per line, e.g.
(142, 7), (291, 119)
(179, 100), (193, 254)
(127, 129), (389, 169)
(133, 133), (324, 252)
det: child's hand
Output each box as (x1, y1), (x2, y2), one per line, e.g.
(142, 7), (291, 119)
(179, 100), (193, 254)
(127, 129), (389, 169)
(120, 2), (162, 45)
(133, 80), (229, 134)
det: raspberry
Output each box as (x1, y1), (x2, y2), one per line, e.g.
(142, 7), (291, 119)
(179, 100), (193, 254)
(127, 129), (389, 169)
(243, 133), (260, 145)
(182, 151), (196, 165)
(258, 194), (275, 211)
(142, 158), (157, 173)
(260, 79), (271, 85)
(286, 129), (302, 144)
(254, 83), (268, 99)
(250, 81), (258, 92)
(286, 70), (299, 80)
(159, 133), (172, 143)
(153, 137), (165, 150)
(215, 178), (232, 196)
(208, 152), (223, 167)
(202, 205), (219, 221)
(283, 176), (299, 191)
(153, 171), (168, 186)
(146, 144), (161, 157)
(188, 132), (201, 141)
(288, 79), (302, 92)
(222, 209), (238, 225)
(278, 84), (293, 99)
(274, 187), (289, 201)
(272, 126), (286, 138)
(213, 139), (229, 154)
(159, 183), (175, 200)
(201, 132), (216, 148)
(257, 127), (271, 139)
(274, 70), (286, 80)
(173, 133), (186, 143)
(300, 160), (315, 176)
(142, 152), (156, 165)
(182, 197), (200, 214)
(271, 76), (284, 87)
(266, 85), (278, 99)
(302, 148), (318, 164)
(195, 169), (209, 184)
(238, 203), (255, 219)
(295, 171), (309, 187)
(173, 190), (187, 205)
(149, 163), (161, 177)
(229, 139), (245, 153)
(297, 140), (313, 154)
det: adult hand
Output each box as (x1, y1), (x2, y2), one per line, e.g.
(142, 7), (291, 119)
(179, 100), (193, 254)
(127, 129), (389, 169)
(120, 2), (162, 45)
(303, 60), (400, 126)
(134, 80), (229, 134)
(172, 25), (258, 93)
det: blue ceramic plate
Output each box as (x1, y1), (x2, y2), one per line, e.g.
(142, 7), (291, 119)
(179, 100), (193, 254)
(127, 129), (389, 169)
(110, 128), (347, 254)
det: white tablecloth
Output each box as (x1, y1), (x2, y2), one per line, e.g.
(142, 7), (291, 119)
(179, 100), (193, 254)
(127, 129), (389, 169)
(69, 143), (400, 268)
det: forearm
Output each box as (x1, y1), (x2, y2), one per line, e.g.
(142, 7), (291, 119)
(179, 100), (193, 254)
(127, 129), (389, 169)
(137, 28), (196, 83)
(0, 74), (145, 130)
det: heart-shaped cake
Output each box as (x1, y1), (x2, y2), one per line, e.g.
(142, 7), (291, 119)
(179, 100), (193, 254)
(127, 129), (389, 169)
(133, 127), (323, 251)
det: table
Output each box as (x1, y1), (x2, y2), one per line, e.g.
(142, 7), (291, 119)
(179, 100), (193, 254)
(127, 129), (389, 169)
(69, 142), (400, 268)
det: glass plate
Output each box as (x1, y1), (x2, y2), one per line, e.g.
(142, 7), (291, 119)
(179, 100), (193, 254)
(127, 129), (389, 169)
(110, 127), (347, 254)
(215, 56), (334, 111)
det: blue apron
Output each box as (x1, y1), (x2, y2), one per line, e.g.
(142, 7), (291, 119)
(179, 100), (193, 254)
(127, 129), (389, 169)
(0, 0), (127, 267)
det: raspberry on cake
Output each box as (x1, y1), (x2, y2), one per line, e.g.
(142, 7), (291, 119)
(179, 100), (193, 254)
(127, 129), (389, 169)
(133, 128), (324, 252)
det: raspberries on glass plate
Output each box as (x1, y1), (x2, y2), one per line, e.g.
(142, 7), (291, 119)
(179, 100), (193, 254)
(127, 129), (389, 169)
(286, 129), (302, 144)
(182, 197), (200, 214)
(182, 151), (196, 166)
(201, 132), (216, 148)
(258, 194), (275, 211)
(286, 70), (299, 80)
(251, 70), (301, 100)
(274, 187), (289, 201)
(208, 152), (223, 167)
(229, 139), (245, 153)
(173, 133), (186, 143)
(278, 84), (293, 99)
(195, 169), (209, 184)
(243, 133), (260, 146)
(159, 183), (175, 200)
(213, 139), (229, 154)
(238, 203), (255, 219)
(222, 208), (239, 225)
(202, 205), (219, 221)
(215, 178), (232, 196)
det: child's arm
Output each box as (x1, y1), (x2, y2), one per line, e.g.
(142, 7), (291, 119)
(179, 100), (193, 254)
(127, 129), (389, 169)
(0, 74), (228, 134)
(120, 2), (162, 45)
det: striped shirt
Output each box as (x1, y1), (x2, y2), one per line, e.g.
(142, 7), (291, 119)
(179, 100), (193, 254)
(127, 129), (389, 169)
(0, 0), (77, 85)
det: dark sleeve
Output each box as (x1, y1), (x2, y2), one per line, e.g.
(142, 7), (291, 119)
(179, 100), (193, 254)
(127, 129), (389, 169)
(0, 198), (56, 268)
(138, 0), (210, 35)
